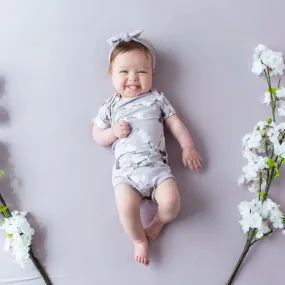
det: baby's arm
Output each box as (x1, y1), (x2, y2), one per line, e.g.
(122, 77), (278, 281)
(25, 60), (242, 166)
(92, 120), (130, 146)
(165, 114), (202, 171)
(92, 125), (117, 146)
(165, 114), (194, 150)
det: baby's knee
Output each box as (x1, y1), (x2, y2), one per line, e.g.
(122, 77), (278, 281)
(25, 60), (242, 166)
(164, 193), (181, 211)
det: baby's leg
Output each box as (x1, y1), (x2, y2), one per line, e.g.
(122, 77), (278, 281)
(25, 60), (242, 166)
(145, 178), (180, 240)
(114, 184), (149, 266)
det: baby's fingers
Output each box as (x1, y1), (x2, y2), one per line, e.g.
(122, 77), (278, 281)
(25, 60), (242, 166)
(192, 157), (202, 171)
(187, 159), (194, 170)
(196, 157), (203, 169)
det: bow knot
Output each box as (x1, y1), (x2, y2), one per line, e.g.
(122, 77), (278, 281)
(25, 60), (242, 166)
(107, 30), (143, 47)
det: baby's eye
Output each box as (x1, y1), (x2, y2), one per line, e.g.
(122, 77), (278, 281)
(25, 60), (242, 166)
(119, 70), (128, 74)
(138, 71), (147, 74)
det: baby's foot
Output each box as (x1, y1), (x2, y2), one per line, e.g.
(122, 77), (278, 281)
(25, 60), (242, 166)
(133, 240), (150, 266)
(145, 218), (164, 240)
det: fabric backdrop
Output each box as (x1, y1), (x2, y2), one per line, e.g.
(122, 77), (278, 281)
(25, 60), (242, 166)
(0, 0), (284, 284)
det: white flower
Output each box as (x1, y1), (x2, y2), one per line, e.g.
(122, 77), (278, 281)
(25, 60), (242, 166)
(256, 223), (271, 239)
(239, 212), (262, 233)
(252, 44), (285, 76)
(252, 60), (264, 75)
(243, 148), (257, 161)
(4, 237), (11, 252)
(276, 87), (285, 98)
(238, 201), (251, 217)
(256, 121), (269, 130)
(260, 49), (285, 76)
(241, 155), (268, 184)
(242, 162), (256, 181)
(246, 132), (262, 149)
(276, 122), (285, 131)
(282, 229), (285, 235)
(263, 91), (271, 105)
(253, 44), (266, 61)
(273, 142), (285, 157)
(238, 198), (284, 238)
(242, 134), (251, 148)
(0, 211), (34, 267)
(277, 101), (285, 116)
(256, 156), (268, 170)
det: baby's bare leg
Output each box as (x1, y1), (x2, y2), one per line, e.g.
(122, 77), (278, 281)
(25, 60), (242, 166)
(145, 178), (180, 240)
(114, 184), (149, 266)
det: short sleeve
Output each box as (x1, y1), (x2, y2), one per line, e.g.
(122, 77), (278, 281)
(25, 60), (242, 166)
(157, 92), (176, 121)
(92, 101), (111, 129)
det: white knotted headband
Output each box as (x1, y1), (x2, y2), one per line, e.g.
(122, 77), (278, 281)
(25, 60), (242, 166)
(107, 30), (156, 70)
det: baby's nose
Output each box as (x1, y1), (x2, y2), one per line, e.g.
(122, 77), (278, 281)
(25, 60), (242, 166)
(129, 72), (138, 81)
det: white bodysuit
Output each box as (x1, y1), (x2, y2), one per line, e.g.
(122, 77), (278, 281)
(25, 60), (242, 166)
(93, 89), (176, 200)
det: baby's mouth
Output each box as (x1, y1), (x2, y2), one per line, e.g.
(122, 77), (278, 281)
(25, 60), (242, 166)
(127, 85), (140, 90)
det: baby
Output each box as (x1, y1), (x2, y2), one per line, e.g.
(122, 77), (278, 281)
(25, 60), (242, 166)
(92, 30), (202, 266)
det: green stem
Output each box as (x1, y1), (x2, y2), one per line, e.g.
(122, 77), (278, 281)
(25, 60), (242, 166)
(29, 247), (53, 285)
(226, 230), (256, 285)
(0, 192), (12, 217)
(264, 67), (276, 122)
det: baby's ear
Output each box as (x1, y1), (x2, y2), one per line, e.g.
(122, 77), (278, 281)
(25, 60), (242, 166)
(152, 70), (155, 77)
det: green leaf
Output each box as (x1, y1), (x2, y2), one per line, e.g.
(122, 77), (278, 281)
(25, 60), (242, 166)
(0, 169), (4, 177)
(267, 118), (272, 124)
(0, 206), (9, 218)
(268, 87), (279, 95)
(282, 158), (285, 165)
(274, 168), (280, 178)
(267, 158), (276, 168)
(256, 127), (260, 131)
(282, 215), (285, 224)
(8, 234), (13, 238)
(0, 206), (8, 213)
(259, 191), (268, 200)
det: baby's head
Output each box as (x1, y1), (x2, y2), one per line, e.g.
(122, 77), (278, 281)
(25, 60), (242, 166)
(107, 31), (155, 98)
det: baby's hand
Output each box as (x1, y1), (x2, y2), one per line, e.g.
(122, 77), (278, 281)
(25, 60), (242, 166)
(182, 148), (203, 171)
(113, 120), (130, 139)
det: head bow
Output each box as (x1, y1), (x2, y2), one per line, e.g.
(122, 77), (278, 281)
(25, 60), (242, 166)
(107, 30), (156, 70)
(107, 30), (143, 47)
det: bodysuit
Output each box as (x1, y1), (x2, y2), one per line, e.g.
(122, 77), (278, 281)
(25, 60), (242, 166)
(93, 89), (176, 200)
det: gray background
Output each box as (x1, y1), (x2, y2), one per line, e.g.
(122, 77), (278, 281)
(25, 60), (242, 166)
(0, 0), (285, 284)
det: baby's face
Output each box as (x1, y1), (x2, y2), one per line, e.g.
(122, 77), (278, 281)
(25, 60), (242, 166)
(110, 50), (154, 98)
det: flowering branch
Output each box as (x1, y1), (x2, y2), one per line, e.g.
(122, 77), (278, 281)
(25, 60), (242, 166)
(0, 173), (53, 284)
(226, 44), (285, 284)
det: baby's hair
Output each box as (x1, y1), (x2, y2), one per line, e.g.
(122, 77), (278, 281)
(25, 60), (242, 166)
(109, 40), (151, 72)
